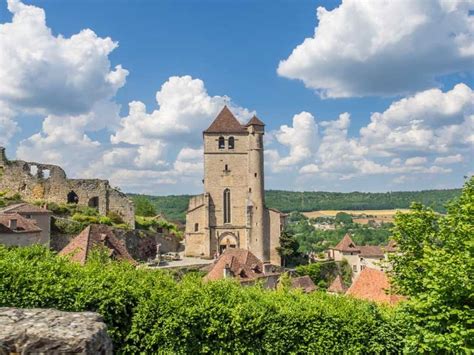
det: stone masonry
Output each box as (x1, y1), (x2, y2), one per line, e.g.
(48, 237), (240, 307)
(0, 307), (113, 354)
(0, 147), (135, 227)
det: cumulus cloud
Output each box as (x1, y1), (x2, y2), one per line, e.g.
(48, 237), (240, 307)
(0, 103), (18, 146)
(434, 154), (464, 165)
(112, 76), (254, 146)
(0, 0), (128, 116)
(278, 0), (474, 98)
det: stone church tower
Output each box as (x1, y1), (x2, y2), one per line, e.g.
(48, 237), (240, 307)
(185, 106), (285, 265)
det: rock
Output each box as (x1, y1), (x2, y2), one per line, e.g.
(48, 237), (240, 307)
(0, 307), (113, 354)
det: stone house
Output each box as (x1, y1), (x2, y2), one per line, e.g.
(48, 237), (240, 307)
(0, 147), (135, 227)
(0, 213), (44, 247)
(1, 203), (51, 246)
(328, 234), (395, 274)
(185, 107), (285, 265)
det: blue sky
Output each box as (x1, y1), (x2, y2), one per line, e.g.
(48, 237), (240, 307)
(0, 0), (473, 194)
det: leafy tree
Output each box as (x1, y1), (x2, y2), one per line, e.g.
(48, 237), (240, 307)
(335, 212), (353, 224)
(132, 196), (157, 217)
(390, 176), (474, 352)
(277, 229), (301, 267)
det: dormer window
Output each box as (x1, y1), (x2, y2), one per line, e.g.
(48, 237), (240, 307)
(228, 136), (235, 149)
(218, 136), (225, 149)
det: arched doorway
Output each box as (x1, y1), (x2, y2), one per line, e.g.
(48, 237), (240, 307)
(218, 233), (238, 254)
(67, 191), (79, 204)
(88, 196), (99, 209)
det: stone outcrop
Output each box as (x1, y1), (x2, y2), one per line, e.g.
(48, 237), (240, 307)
(0, 147), (135, 227)
(0, 307), (113, 354)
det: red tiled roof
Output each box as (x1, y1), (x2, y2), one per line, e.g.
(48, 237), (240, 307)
(204, 106), (247, 134)
(291, 275), (316, 293)
(0, 213), (42, 233)
(1, 203), (51, 214)
(333, 234), (359, 252)
(246, 115), (265, 126)
(346, 268), (405, 305)
(327, 275), (347, 294)
(59, 224), (137, 266)
(204, 248), (264, 281)
(359, 245), (384, 257)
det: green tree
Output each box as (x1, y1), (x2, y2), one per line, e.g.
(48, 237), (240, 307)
(390, 176), (474, 352)
(133, 196), (157, 217)
(277, 230), (301, 267)
(335, 212), (353, 224)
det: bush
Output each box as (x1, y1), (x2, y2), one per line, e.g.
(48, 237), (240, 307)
(0, 245), (405, 353)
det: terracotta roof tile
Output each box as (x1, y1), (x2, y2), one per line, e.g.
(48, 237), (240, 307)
(0, 213), (42, 233)
(291, 275), (316, 293)
(359, 245), (384, 257)
(204, 106), (247, 134)
(1, 203), (51, 214)
(333, 234), (359, 252)
(204, 248), (264, 281)
(246, 115), (265, 126)
(327, 275), (347, 294)
(59, 224), (137, 266)
(346, 268), (405, 305)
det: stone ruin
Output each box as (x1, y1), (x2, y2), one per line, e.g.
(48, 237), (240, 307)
(0, 147), (135, 227)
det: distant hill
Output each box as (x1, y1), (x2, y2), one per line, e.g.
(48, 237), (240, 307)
(128, 188), (462, 223)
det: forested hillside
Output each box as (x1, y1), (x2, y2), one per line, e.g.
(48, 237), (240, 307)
(129, 188), (461, 222)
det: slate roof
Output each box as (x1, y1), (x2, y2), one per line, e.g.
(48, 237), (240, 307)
(346, 268), (404, 305)
(59, 224), (137, 266)
(204, 106), (247, 134)
(246, 115), (265, 126)
(1, 203), (51, 215)
(333, 234), (359, 252)
(0, 213), (42, 233)
(204, 248), (264, 281)
(291, 275), (317, 293)
(327, 275), (347, 294)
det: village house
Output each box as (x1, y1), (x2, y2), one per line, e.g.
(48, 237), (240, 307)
(185, 107), (285, 266)
(0, 213), (44, 247)
(327, 234), (396, 274)
(1, 203), (51, 246)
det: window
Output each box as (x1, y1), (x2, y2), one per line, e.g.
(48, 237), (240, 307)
(361, 265), (366, 271)
(223, 188), (231, 223)
(249, 187), (252, 192)
(218, 136), (225, 149)
(67, 191), (79, 204)
(194, 223), (199, 232)
(228, 136), (235, 149)
(254, 173), (257, 177)
(224, 164), (229, 172)
(352, 265), (357, 272)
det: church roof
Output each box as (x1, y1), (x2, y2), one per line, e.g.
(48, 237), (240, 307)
(204, 106), (247, 134)
(59, 224), (137, 266)
(204, 248), (264, 281)
(246, 115), (265, 126)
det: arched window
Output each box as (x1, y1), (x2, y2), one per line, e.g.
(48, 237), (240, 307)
(223, 188), (231, 223)
(218, 136), (225, 149)
(67, 191), (79, 204)
(228, 136), (235, 149)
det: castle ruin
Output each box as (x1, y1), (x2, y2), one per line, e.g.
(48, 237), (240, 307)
(0, 147), (135, 227)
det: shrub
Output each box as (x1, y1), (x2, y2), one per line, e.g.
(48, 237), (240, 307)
(0, 245), (406, 353)
(106, 211), (124, 224)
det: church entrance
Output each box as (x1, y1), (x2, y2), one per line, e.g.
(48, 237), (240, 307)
(218, 233), (238, 254)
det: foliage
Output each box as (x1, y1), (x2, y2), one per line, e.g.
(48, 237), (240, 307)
(131, 195), (157, 217)
(135, 216), (183, 239)
(335, 211), (353, 224)
(128, 189), (461, 222)
(277, 229), (302, 267)
(0, 245), (406, 353)
(390, 177), (474, 352)
(295, 262), (338, 289)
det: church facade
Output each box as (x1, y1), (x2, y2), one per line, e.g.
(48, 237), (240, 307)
(184, 106), (284, 265)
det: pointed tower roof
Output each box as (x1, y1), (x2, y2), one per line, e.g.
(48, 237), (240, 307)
(333, 233), (359, 252)
(204, 106), (246, 134)
(246, 115), (265, 127)
(327, 275), (347, 294)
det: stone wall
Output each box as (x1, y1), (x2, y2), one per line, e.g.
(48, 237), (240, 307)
(0, 307), (112, 354)
(0, 147), (135, 227)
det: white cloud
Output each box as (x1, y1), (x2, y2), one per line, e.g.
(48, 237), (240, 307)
(273, 111), (318, 167)
(405, 157), (428, 166)
(0, 0), (128, 116)
(277, 0), (474, 98)
(112, 76), (254, 146)
(0, 103), (18, 146)
(434, 154), (464, 165)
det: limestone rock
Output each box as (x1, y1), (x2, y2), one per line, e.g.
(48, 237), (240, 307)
(0, 307), (113, 354)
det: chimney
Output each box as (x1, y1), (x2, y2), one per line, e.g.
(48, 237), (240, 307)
(9, 219), (17, 230)
(223, 263), (232, 279)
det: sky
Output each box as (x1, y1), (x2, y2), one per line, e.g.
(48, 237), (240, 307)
(0, 0), (473, 195)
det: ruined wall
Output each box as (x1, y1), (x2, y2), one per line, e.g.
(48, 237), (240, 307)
(0, 148), (135, 227)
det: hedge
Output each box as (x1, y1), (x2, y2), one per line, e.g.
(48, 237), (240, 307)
(0, 246), (405, 353)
